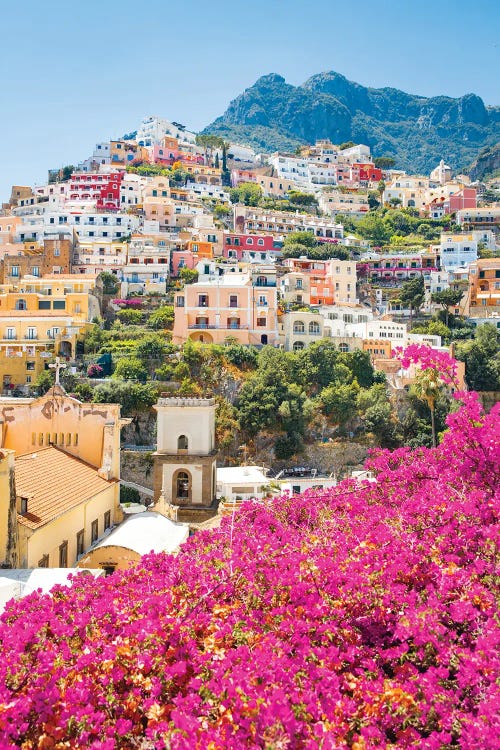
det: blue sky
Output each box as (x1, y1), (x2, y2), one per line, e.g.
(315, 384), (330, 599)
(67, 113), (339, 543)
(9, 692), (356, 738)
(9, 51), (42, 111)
(1, 0), (499, 201)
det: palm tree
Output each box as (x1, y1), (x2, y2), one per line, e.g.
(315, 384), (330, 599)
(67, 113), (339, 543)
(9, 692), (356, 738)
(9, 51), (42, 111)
(411, 369), (441, 448)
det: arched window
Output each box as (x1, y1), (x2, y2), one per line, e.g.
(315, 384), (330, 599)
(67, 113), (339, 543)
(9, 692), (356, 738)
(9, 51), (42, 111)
(309, 321), (320, 335)
(16, 299), (27, 311)
(174, 470), (191, 500)
(293, 321), (305, 334)
(177, 435), (188, 450)
(293, 341), (305, 351)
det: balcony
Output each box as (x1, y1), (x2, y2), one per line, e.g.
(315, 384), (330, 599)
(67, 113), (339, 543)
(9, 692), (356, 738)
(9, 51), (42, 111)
(189, 324), (249, 330)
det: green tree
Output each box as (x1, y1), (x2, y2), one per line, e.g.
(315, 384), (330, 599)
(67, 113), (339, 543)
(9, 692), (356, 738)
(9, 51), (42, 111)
(35, 369), (55, 395)
(356, 213), (391, 245)
(283, 231), (318, 249)
(92, 381), (159, 415)
(116, 309), (144, 325)
(112, 357), (148, 381)
(410, 369), (442, 448)
(374, 156), (395, 170)
(148, 306), (175, 330)
(338, 141), (356, 150)
(456, 324), (500, 391)
(229, 182), (263, 206)
(213, 203), (231, 220)
(136, 334), (169, 376)
(83, 325), (110, 354)
(318, 382), (360, 426)
(398, 276), (425, 329)
(179, 268), (199, 285)
(99, 272), (120, 295)
(287, 191), (319, 207)
(368, 191), (380, 210)
(431, 288), (464, 326)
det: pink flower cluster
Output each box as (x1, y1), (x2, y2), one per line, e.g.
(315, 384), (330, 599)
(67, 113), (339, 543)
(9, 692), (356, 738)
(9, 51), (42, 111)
(87, 364), (103, 378)
(112, 298), (143, 308)
(393, 344), (458, 386)
(0, 394), (499, 748)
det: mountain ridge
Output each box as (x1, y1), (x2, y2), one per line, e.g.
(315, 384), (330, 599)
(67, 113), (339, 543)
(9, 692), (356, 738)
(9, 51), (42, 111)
(203, 71), (500, 173)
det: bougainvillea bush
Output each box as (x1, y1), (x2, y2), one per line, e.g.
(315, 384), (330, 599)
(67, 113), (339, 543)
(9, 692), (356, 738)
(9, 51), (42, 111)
(0, 393), (499, 749)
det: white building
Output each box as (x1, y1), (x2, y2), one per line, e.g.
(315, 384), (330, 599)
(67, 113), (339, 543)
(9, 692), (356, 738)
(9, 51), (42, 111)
(440, 233), (478, 272)
(136, 116), (196, 147)
(216, 466), (269, 502)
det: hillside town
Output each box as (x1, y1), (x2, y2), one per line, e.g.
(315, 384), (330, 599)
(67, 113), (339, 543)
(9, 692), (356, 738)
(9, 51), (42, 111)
(0, 112), (499, 598)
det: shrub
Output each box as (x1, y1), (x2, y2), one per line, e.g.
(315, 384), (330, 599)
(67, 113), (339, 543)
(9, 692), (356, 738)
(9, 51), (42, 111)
(87, 363), (103, 378)
(0, 393), (498, 746)
(116, 309), (144, 325)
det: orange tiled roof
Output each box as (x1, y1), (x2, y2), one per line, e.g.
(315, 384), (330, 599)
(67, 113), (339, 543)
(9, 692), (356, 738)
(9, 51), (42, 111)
(15, 447), (117, 530)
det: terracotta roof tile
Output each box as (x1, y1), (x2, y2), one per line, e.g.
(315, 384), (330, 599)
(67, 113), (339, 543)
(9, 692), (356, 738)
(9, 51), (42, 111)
(15, 447), (117, 530)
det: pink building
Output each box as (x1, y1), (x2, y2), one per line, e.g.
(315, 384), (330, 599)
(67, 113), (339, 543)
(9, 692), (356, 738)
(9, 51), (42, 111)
(231, 169), (259, 187)
(171, 250), (197, 277)
(223, 233), (281, 261)
(448, 188), (477, 213)
(172, 268), (279, 346)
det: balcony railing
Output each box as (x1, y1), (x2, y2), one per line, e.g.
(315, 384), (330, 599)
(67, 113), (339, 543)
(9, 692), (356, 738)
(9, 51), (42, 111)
(189, 324), (250, 330)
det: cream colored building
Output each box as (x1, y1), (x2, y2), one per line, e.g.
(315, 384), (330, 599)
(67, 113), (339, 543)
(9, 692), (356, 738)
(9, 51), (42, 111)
(0, 386), (125, 569)
(153, 397), (217, 522)
(280, 310), (325, 351)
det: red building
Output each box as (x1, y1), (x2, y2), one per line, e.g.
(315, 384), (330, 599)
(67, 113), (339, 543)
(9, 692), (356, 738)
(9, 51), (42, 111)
(69, 173), (123, 211)
(448, 188), (477, 213)
(223, 233), (281, 260)
(351, 164), (383, 183)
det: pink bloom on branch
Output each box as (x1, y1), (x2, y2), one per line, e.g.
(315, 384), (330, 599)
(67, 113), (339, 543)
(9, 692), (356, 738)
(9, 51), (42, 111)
(393, 343), (458, 385)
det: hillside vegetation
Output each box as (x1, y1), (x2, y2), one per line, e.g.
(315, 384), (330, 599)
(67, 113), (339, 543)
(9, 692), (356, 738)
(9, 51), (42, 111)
(204, 71), (500, 173)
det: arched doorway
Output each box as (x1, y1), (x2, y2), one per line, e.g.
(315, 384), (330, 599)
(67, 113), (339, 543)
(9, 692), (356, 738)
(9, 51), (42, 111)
(172, 469), (192, 503)
(58, 341), (72, 358)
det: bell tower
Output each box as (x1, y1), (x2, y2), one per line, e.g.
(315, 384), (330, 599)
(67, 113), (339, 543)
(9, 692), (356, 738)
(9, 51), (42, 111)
(152, 397), (217, 521)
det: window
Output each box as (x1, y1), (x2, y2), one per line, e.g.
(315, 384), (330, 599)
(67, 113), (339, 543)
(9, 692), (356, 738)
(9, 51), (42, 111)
(6, 327), (15, 340)
(20, 497), (28, 515)
(258, 295), (267, 306)
(176, 471), (190, 499)
(309, 321), (320, 335)
(91, 519), (98, 544)
(15, 299), (27, 311)
(229, 295), (238, 308)
(293, 341), (304, 351)
(246, 238), (253, 245)
(104, 511), (111, 530)
(76, 529), (85, 557)
(59, 541), (68, 568)
(11, 265), (19, 277)
(293, 321), (305, 334)
(198, 295), (208, 307)
(257, 317), (266, 326)
(53, 300), (66, 310)
(178, 435), (189, 450)
(26, 327), (37, 340)
(26, 361), (35, 371)
(38, 555), (49, 568)
(258, 239), (264, 246)
(176, 296), (185, 307)
(54, 246), (60, 256)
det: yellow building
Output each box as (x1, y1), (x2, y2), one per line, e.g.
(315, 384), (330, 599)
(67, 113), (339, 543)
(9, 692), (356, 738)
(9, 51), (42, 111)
(0, 274), (99, 391)
(0, 385), (125, 570)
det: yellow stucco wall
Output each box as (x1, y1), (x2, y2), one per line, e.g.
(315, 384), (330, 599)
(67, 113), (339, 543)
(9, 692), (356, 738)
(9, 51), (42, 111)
(18, 485), (118, 568)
